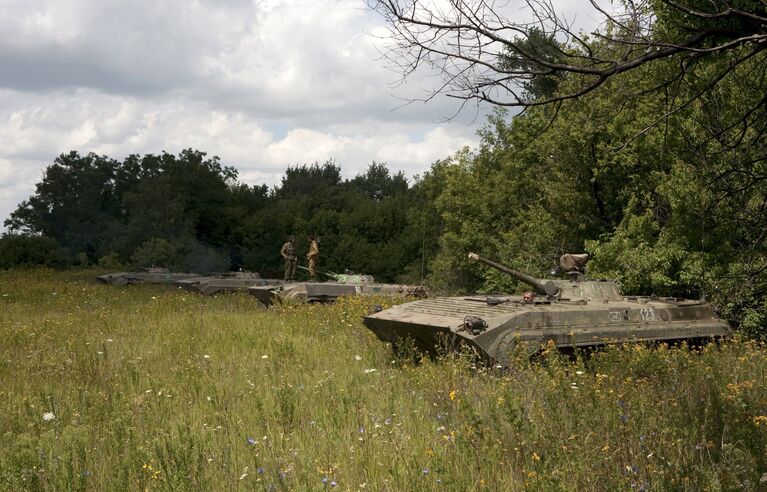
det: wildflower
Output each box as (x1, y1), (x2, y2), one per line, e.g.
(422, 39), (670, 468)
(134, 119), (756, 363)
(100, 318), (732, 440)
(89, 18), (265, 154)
(354, 355), (362, 361)
(575, 370), (584, 375)
(363, 368), (377, 374)
(422, 468), (429, 476)
(203, 354), (210, 359)
(257, 467), (265, 474)
(532, 452), (540, 462)
(247, 437), (256, 445)
(449, 390), (456, 401)
(321, 476), (329, 484)
(42, 412), (55, 421)
(261, 355), (269, 359)
(330, 481), (337, 487)
(359, 426), (365, 434)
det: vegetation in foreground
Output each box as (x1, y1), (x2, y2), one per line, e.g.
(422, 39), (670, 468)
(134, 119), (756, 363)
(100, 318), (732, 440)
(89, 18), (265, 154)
(1, 270), (766, 490)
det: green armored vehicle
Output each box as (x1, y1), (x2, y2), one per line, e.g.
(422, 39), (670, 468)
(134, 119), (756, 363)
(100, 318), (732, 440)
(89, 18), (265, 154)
(97, 268), (200, 286)
(363, 253), (731, 366)
(175, 272), (284, 295)
(248, 267), (425, 306)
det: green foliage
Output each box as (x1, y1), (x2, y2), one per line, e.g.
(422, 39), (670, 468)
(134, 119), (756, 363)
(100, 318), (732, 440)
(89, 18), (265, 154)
(130, 238), (181, 269)
(0, 234), (67, 269)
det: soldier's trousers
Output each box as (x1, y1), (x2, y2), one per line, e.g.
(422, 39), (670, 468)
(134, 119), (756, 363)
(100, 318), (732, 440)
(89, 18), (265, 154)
(308, 258), (317, 279)
(284, 259), (297, 281)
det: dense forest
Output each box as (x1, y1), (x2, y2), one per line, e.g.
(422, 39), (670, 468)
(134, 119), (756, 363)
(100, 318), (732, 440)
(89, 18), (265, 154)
(2, 0), (765, 336)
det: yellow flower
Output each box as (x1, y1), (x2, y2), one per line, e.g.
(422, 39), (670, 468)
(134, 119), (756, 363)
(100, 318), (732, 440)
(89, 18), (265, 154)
(753, 415), (767, 427)
(449, 390), (456, 401)
(532, 452), (540, 462)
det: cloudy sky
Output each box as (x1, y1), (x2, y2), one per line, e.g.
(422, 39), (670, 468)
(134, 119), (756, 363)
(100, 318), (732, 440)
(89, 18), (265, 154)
(0, 0), (595, 226)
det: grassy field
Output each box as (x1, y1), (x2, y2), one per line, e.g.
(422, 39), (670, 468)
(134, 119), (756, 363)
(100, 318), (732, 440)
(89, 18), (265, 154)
(1, 269), (766, 491)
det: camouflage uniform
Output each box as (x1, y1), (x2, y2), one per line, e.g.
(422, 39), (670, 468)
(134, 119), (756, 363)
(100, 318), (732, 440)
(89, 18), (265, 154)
(306, 239), (319, 280)
(280, 238), (297, 281)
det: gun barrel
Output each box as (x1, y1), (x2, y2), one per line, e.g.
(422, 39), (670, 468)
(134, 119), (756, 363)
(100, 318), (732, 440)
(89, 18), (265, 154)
(296, 265), (335, 278)
(468, 252), (559, 297)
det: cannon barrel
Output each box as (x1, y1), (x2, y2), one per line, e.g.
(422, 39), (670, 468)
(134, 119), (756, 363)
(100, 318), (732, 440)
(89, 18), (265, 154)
(297, 265), (338, 279)
(468, 252), (560, 297)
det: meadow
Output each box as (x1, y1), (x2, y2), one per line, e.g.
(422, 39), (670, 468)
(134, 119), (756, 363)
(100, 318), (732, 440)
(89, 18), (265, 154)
(1, 270), (765, 491)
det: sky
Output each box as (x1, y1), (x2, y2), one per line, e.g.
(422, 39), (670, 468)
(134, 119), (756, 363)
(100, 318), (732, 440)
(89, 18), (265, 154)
(0, 0), (595, 227)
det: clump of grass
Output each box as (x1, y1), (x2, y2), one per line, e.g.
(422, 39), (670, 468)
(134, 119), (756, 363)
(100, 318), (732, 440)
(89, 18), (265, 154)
(1, 269), (765, 490)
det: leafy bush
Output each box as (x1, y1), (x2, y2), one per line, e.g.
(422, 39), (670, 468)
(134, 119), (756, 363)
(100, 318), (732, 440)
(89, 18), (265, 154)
(0, 234), (67, 269)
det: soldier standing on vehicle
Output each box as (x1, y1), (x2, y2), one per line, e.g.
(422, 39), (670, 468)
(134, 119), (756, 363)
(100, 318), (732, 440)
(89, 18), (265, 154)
(280, 235), (297, 281)
(306, 235), (319, 280)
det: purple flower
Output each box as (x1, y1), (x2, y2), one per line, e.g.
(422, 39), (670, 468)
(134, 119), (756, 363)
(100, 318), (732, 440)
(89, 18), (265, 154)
(621, 414), (629, 424)
(330, 481), (337, 487)
(321, 476), (329, 484)
(422, 468), (430, 476)
(359, 426), (365, 434)
(247, 437), (256, 446)
(257, 467), (265, 474)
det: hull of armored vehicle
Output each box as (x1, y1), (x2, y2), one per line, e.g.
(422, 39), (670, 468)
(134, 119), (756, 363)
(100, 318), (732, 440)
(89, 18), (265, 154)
(97, 271), (200, 286)
(177, 276), (284, 295)
(363, 294), (731, 366)
(249, 282), (425, 306)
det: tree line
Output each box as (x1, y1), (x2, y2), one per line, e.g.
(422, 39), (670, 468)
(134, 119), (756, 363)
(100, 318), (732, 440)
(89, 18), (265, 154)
(2, 151), (428, 284)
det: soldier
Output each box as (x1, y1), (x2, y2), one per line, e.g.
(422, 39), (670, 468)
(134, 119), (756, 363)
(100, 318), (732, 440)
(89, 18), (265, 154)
(306, 235), (319, 280)
(280, 235), (297, 281)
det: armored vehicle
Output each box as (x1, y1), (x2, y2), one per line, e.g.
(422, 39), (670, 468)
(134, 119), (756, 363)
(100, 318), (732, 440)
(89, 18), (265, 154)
(248, 267), (425, 306)
(175, 272), (285, 295)
(97, 268), (200, 286)
(363, 253), (731, 366)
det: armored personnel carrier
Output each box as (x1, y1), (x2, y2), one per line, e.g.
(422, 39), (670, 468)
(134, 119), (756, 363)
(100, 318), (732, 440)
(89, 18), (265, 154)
(363, 253), (731, 366)
(175, 272), (285, 295)
(97, 268), (200, 286)
(248, 267), (425, 306)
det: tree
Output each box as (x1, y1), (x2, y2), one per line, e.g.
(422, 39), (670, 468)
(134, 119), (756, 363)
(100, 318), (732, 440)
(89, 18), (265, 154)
(368, 0), (766, 125)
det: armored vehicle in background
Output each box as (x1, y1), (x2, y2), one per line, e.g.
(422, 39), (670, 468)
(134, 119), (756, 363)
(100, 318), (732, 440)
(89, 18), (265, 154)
(97, 268), (200, 286)
(363, 253), (731, 366)
(249, 267), (425, 306)
(175, 272), (285, 295)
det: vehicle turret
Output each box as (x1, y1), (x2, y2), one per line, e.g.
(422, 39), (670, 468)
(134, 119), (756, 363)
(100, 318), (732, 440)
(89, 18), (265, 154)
(468, 252), (623, 301)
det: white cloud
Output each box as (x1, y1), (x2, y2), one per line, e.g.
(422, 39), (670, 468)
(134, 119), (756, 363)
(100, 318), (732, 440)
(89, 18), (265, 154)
(0, 0), (606, 228)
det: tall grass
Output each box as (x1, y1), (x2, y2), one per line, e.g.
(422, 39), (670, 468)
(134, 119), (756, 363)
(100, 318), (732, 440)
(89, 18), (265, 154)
(1, 269), (765, 490)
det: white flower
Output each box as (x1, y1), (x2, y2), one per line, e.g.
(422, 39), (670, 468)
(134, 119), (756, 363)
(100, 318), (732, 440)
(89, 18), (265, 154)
(354, 355), (362, 361)
(575, 370), (584, 375)
(261, 355), (269, 359)
(363, 368), (377, 374)
(203, 354), (210, 359)
(42, 412), (55, 421)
